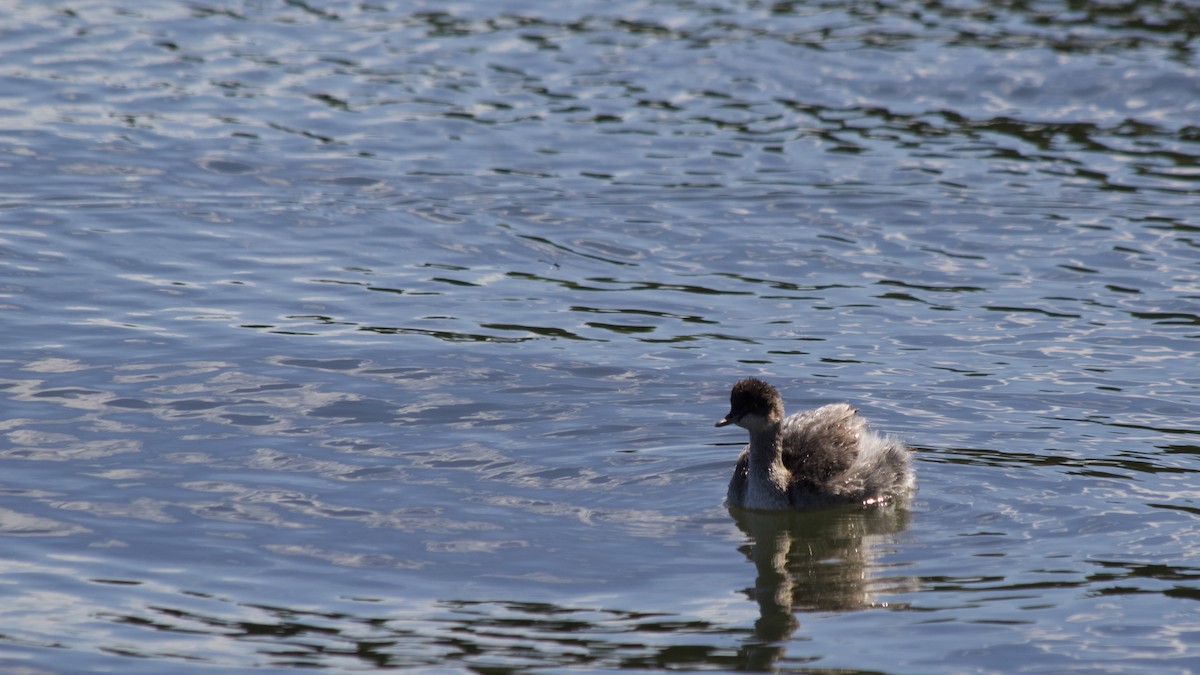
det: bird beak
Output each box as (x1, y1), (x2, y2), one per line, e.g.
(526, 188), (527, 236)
(715, 413), (736, 428)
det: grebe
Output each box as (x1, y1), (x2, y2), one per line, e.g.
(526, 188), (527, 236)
(716, 377), (915, 510)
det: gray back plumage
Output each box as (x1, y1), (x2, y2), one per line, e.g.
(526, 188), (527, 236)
(784, 403), (914, 506)
(779, 403), (862, 485)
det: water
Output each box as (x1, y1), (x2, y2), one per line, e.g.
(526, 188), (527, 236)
(2, 0), (1199, 671)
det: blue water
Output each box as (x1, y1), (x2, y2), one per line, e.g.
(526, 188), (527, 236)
(2, 1), (1199, 672)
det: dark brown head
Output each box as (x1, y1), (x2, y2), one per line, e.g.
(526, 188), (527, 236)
(715, 377), (785, 430)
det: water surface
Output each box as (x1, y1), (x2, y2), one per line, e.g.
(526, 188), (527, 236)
(2, 0), (1199, 672)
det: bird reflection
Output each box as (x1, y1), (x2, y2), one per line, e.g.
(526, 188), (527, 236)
(729, 503), (913, 670)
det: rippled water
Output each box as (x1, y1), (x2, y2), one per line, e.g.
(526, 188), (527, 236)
(2, 0), (1199, 672)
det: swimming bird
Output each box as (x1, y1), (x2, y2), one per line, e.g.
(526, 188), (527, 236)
(716, 377), (914, 510)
